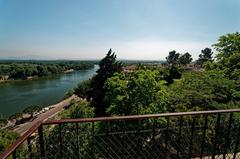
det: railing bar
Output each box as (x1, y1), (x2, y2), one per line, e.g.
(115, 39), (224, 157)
(75, 122), (80, 159)
(200, 115), (208, 159)
(43, 109), (240, 125)
(12, 150), (16, 159)
(38, 124), (46, 159)
(27, 138), (33, 159)
(189, 117), (196, 159)
(233, 121), (240, 159)
(137, 119), (142, 159)
(177, 116), (183, 157)
(152, 119), (156, 146)
(92, 122), (95, 159)
(165, 117), (169, 150)
(121, 120), (126, 158)
(223, 113), (234, 159)
(212, 113), (221, 159)
(58, 123), (63, 159)
(106, 121), (110, 159)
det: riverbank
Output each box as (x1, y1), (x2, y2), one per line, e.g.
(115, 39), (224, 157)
(0, 69), (77, 84)
(5, 95), (79, 135)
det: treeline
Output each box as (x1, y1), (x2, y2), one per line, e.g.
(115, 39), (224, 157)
(72, 32), (240, 117)
(0, 61), (95, 80)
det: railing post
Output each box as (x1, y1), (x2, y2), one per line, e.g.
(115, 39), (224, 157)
(58, 123), (63, 158)
(189, 117), (196, 159)
(233, 121), (240, 159)
(177, 116), (183, 157)
(165, 117), (169, 149)
(92, 122), (95, 159)
(137, 119), (142, 159)
(76, 122), (80, 159)
(212, 113), (221, 159)
(27, 138), (33, 159)
(12, 150), (16, 159)
(165, 117), (170, 158)
(223, 113), (233, 159)
(200, 115), (208, 159)
(38, 124), (46, 159)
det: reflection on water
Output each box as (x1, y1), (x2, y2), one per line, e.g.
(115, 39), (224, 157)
(0, 65), (98, 118)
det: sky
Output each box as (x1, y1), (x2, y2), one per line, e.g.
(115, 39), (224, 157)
(0, 0), (240, 60)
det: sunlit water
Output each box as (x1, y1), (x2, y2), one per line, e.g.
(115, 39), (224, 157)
(0, 65), (98, 118)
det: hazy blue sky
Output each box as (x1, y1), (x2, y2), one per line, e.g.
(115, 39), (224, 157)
(0, 0), (239, 60)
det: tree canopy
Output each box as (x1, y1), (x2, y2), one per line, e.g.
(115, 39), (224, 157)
(90, 49), (122, 116)
(196, 48), (213, 67)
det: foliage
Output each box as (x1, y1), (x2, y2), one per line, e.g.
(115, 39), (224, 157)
(162, 65), (182, 85)
(168, 71), (240, 112)
(8, 112), (23, 121)
(90, 49), (122, 116)
(0, 129), (19, 155)
(45, 100), (94, 158)
(104, 70), (169, 115)
(206, 32), (240, 80)
(0, 61), (95, 79)
(166, 50), (180, 65)
(59, 100), (94, 119)
(0, 118), (7, 128)
(196, 48), (213, 67)
(63, 89), (74, 99)
(213, 32), (240, 60)
(178, 52), (192, 65)
(74, 80), (92, 99)
(22, 105), (41, 115)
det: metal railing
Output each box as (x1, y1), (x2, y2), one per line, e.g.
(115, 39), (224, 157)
(1, 109), (240, 159)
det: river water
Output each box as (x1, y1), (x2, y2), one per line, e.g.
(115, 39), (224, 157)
(0, 65), (98, 118)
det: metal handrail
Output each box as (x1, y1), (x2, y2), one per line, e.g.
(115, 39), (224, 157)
(43, 108), (240, 125)
(1, 108), (240, 159)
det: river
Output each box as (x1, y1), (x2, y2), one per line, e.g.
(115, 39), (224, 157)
(0, 65), (98, 118)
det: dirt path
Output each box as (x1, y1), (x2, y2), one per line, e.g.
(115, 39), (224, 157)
(12, 95), (79, 135)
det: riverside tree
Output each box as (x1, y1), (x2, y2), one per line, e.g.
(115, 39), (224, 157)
(90, 49), (122, 116)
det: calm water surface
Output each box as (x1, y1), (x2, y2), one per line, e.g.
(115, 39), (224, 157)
(0, 65), (98, 117)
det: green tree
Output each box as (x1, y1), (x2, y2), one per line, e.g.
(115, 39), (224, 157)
(178, 52), (192, 66)
(166, 50), (180, 65)
(90, 49), (122, 116)
(104, 70), (169, 115)
(37, 65), (49, 76)
(0, 130), (19, 154)
(162, 65), (182, 85)
(168, 71), (240, 112)
(206, 32), (240, 80)
(23, 105), (41, 118)
(196, 48), (213, 67)
(74, 80), (92, 99)
(213, 32), (240, 60)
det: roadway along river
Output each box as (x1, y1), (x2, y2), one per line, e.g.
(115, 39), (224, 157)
(0, 65), (98, 118)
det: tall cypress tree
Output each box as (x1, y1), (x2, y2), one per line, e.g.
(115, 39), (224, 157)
(90, 49), (122, 116)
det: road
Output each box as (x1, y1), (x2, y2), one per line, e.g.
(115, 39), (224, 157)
(12, 95), (79, 135)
